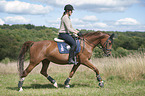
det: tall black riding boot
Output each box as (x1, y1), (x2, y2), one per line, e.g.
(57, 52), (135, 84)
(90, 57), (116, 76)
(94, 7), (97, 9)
(68, 50), (78, 65)
(68, 50), (75, 64)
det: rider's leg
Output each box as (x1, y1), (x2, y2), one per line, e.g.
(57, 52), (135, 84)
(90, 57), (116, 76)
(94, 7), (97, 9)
(68, 44), (76, 64)
(59, 33), (76, 64)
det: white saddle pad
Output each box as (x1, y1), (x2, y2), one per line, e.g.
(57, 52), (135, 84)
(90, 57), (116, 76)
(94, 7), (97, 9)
(54, 38), (64, 42)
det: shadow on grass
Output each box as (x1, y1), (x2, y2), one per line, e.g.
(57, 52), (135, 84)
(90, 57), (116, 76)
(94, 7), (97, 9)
(7, 83), (94, 91)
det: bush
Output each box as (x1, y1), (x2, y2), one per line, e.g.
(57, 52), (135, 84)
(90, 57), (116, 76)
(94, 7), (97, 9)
(93, 47), (129, 58)
(0, 25), (58, 61)
(112, 47), (129, 57)
(93, 47), (104, 58)
(1, 57), (10, 64)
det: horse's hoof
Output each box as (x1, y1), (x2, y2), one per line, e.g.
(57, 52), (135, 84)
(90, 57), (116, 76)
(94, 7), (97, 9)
(64, 84), (70, 88)
(18, 87), (23, 92)
(99, 81), (104, 88)
(53, 82), (58, 88)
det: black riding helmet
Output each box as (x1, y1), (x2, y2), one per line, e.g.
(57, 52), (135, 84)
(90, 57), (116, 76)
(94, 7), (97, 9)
(64, 4), (74, 11)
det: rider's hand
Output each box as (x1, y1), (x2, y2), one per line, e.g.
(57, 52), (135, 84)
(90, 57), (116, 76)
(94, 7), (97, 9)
(73, 33), (78, 37)
(75, 30), (79, 34)
(73, 30), (79, 37)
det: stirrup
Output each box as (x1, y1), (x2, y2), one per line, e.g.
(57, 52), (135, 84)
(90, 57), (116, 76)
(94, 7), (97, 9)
(68, 57), (78, 65)
(68, 60), (78, 65)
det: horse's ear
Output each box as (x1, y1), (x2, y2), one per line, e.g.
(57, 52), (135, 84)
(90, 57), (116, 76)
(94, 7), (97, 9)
(110, 33), (114, 39)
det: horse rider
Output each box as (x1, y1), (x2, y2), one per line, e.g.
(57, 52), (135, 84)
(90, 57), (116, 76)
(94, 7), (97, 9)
(58, 4), (79, 64)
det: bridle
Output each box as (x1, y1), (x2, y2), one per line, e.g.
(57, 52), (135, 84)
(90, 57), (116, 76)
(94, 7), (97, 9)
(79, 33), (113, 55)
(101, 37), (113, 55)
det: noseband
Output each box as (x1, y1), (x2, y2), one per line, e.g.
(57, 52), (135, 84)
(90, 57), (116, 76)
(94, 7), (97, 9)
(79, 32), (113, 54)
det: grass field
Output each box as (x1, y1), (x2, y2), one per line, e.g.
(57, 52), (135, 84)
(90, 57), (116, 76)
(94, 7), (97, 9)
(0, 54), (145, 96)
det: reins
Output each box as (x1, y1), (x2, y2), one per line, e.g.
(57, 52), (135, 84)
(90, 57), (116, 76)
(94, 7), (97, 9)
(102, 37), (112, 52)
(84, 38), (97, 47)
(79, 33), (113, 54)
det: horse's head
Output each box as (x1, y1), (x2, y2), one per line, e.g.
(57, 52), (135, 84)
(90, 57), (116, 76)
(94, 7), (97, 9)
(100, 33), (114, 57)
(80, 32), (114, 57)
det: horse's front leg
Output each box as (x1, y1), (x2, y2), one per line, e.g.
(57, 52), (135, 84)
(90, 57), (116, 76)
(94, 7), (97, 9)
(64, 64), (80, 88)
(82, 60), (104, 87)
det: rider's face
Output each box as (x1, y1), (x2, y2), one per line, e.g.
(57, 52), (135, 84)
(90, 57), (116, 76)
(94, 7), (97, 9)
(68, 10), (73, 16)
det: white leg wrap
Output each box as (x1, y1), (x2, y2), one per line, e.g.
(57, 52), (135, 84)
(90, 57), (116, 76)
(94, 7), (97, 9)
(20, 77), (25, 81)
(99, 81), (104, 83)
(53, 82), (58, 88)
(65, 84), (70, 88)
(19, 87), (23, 92)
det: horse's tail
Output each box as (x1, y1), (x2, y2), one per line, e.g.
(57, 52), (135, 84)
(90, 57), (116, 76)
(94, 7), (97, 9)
(18, 41), (34, 77)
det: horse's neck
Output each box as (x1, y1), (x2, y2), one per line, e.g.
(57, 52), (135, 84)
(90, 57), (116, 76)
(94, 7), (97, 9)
(79, 33), (107, 59)
(85, 34), (102, 48)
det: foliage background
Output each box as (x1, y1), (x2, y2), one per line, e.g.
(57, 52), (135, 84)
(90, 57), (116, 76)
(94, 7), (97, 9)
(0, 24), (144, 95)
(0, 24), (145, 61)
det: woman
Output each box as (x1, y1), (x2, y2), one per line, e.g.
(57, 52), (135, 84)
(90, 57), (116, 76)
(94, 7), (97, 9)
(58, 4), (79, 64)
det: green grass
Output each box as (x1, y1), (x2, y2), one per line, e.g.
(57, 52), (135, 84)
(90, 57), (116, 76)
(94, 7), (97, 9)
(0, 73), (145, 96)
(0, 55), (145, 96)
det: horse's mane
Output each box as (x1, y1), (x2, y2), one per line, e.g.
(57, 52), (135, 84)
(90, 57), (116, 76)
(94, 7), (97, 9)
(81, 31), (110, 37)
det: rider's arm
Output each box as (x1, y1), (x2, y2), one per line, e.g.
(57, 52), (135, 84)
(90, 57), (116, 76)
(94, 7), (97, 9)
(62, 15), (77, 33)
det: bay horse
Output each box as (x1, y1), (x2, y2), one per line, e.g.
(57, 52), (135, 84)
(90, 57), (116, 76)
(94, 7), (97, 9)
(18, 31), (114, 91)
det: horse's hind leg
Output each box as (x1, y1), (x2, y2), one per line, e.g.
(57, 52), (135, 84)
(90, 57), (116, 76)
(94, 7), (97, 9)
(18, 61), (40, 92)
(40, 59), (58, 88)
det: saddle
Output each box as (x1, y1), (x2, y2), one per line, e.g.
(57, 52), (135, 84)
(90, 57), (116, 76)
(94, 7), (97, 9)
(54, 38), (81, 54)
